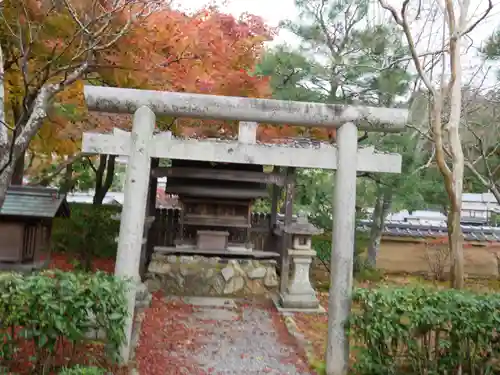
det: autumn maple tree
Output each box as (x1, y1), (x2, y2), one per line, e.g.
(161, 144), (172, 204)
(0, 0), (154, 206)
(96, 6), (275, 136)
(27, 5), (278, 192)
(23, 3), (335, 196)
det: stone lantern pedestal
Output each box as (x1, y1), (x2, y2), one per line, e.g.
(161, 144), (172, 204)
(279, 212), (322, 310)
(281, 248), (319, 309)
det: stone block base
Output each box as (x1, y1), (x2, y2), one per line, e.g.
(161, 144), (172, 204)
(280, 292), (320, 309)
(145, 253), (279, 296)
(271, 293), (326, 314)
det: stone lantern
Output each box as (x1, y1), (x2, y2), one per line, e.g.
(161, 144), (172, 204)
(280, 212), (323, 309)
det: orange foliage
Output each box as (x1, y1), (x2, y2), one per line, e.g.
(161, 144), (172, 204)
(92, 6), (274, 137)
(2, 0), (148, 164)
(26, 3), (332, 174)
(257, 125), (336, 143)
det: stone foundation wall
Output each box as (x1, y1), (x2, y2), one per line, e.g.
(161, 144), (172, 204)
(145, 253), (279, 296)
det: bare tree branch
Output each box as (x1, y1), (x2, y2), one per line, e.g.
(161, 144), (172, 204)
(0, 0), (156, 206)
(29, 152), (85, 186)
(0, 43), (7, 149)
(378, 0), (437, 96)
(460, 0), (493, 37)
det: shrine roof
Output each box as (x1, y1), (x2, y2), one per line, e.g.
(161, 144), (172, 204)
(0, 186), (70, 219)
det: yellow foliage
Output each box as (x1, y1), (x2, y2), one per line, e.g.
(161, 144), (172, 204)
(1, 0), (139, 174)
(2, 1), (274, 174)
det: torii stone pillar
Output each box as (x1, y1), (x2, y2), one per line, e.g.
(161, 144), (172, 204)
(114, 106), (155, 362)
(326, 122), (358, 374)
(80, 85), (408, 370)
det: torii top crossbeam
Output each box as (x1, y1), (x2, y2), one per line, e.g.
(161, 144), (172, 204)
(83, 85), (408, 132)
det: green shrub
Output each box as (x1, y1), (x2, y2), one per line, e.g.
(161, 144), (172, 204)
(312, 231), (371, 276)
(0, 270), (128, 373)
(59, 365), (106, 375)
(348, 287), (500, 375)
(312, 235), (332, 264)
(355, 266), (384, 282)
(52, 204), (121, 268)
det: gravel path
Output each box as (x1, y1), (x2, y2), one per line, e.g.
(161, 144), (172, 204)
(178, 297), (313, 375)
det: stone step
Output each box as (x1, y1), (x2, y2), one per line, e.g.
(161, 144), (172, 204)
(193, 308), (240, 321)
(182, 296), (237, 309)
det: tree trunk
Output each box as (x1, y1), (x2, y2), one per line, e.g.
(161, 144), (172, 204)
(492, 185), (500, 206)
(367, 186), (392, 268)
(93, 154), (116, 205)
(0, 43), (6, 160)
(445, 0), (466, 289)
(0, 59), (88, 209)
(0, 44), (9, 208)
(30, 153), (83, 187)
(59, 161), (74, 194)
(10, 150), (25, 185)
(0, 163), (15, 209)
(0, 87), (59, 208)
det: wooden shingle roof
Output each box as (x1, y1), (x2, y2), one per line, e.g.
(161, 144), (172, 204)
(0, 186), (70, 219)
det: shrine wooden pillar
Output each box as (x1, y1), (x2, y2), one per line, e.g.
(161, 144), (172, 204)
(264, 166), (281, 254)
(143, 158), (159, 274)
(279, 167), (296, 295)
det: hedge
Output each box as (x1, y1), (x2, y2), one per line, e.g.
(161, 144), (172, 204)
(0, 270), (128, 373)
(59, 366), (106, 375)
(313, 231), (370, 274)
(52, 204), (121, 263)
(348, 287), (500, 375)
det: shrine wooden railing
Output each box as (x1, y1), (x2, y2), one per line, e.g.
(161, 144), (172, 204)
(148, 209), (296, 277)
(150, 209), (278, 251)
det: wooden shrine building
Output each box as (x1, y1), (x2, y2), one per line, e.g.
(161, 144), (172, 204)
(0, 186), (70, 271)
(152, 158), (283, 259)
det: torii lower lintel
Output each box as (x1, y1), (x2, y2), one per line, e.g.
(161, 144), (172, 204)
(81, 131), (402, 173)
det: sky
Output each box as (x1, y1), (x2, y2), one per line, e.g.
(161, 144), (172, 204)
(175, 0), (298, 30)
(174, 0), (500, 88)
(173, 0), (300, 46)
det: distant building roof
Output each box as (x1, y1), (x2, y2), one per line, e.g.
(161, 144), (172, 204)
(66, 187), (179, 209)
(0, 186), (70, 218)
(66, 191), (123, 206)
(358, 219), (500, 243)
(463, 193), (499, 204)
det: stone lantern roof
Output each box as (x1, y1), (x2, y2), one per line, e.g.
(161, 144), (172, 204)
(283, 212), (323, 235)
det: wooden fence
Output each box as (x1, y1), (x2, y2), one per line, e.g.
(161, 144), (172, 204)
(149, 208), (273, 250)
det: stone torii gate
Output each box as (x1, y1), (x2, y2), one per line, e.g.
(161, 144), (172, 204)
(81, 85), (408, 375)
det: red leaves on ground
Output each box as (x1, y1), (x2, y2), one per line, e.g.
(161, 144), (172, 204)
(135, 293), (206, 375)
(293, 293), (329, 367)
(27, 255), (317, 374)
(48, 252), (116, 273)
(2, 253), (125, 374)
(3, 332), (126, 374)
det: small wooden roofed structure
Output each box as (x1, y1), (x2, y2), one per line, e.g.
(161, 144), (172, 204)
(0, 186), (70, 271)
(164, 159), (267, 248)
